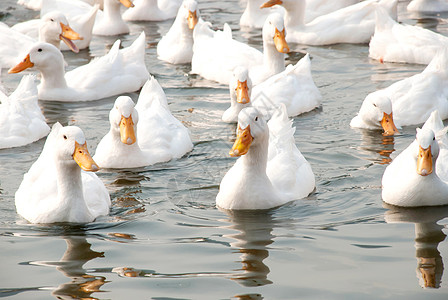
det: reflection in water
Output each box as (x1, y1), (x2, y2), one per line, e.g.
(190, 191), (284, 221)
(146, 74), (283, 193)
(358, 130), (395, 164)
(384, 204), (448, 288)
(31, 235), (107, 299)
(221, 209), (276, 287)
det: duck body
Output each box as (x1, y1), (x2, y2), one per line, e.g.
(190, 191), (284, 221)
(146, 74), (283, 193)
(262, 0), (397, 45)
(8, 32), (149, 102)
(93, 77), (193, 168)
(357, 49), (448, 128)
(157, 0), (200, 64)
(15, 123), (110, 223)
(407, 0), (448, 12)
(369, 7), (448, 64)
(217, 106), (315, 210)
(192, 13), (289, 85)
(123, 0), (182, 21)
(0, 75), (50, 149)
(382, 119), (448, 207)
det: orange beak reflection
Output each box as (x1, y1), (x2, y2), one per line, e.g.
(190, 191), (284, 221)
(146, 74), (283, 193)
(8, 54), (34, 74)
(417, 145), (433, 176)
(120, 115), (136, 145)
(73, 142), (99, 172)
(120, 0), (135, 8)
(260, 0), (283, 8)
(274, 28), (289, 53)
(236, 80), (250, 104)
(188, 10), (198, 29)
(229, 125), (253, 157)
(381, 112), (399, 136)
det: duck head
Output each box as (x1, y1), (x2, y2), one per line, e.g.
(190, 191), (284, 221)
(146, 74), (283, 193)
(230, 66), (252, 105)
(8, 42), (64, 74)
(359, 94), (399, 136)
(54, 124), (99, 172)
(263, 13), (289, 53)
(110, 96), (138, 145)
(40, 11), (83, 53)
(415, 128), (439, 176)
(230, 107), (268, 157)
(181, 0), (199, 30)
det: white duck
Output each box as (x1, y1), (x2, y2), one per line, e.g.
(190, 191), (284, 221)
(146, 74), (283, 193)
(122, 0), (182, 21)
(369, 7), (448, 64)
(94, 77), (193, 168)
(41, 0), (134, 36)
(0, 75), (50, 149)
(216, 106), (315, 210)
(12, 5), (98, 52)
(407, 0), (448, 12)
(222, 53), (321, 122)
(382, 119), (448, 207)
(350, 94), (400, 136)
(192, 13), (289, 85)
(157, 0), (200, 64)
(0, 12), (82, 68)
(353, 49), (448, 129)
(240, 0), (284, 28)
(8, 32), (149, 102)
(17, 0), (101, 10)
(260, 0), (397, 45)
(15, 122), (111, 223)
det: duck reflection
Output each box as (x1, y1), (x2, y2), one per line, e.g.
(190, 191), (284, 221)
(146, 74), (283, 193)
(358, 129), (395, 164)
(384, 204), (448, 288)
(32, 235), (107, 299)
(221, 209), (276, 287)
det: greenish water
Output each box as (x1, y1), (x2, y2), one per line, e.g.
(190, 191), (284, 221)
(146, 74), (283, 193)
(0, 0), (447, 299)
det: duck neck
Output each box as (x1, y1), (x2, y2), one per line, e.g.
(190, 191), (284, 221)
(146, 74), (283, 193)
(55, 159), (91, 221)
(263, 39), (285, 76)
(39, 62), (68, 90)
(103, 0), (123, 21)
(38, 31), (61, 50)
(283, 1), (306, 28)
(241, 134), (269, 173)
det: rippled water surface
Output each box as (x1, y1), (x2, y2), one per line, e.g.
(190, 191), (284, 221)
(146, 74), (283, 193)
(1, 0), (448, 299)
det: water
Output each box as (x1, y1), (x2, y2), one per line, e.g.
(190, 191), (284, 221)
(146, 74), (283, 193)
(0, 0), (448, 299)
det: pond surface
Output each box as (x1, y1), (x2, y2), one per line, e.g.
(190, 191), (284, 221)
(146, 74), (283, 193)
(1, 0), (448, 299)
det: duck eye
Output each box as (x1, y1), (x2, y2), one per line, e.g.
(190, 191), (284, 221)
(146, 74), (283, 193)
(50, 18), (54, 22)
(373, 103), (377, 107)
(434, 137), (436, 140)
(38, 48), (42, 52)
(255, 116), (258, 121)
(63, 135), (67, 140)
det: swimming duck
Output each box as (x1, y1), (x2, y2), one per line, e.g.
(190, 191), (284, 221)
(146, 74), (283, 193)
(240, 0), (284, 28)
(41, 0), (134, 36)
(407, 0), (448, 12)
(93, 77), (193, 168)
(15, 122), (111, 223)
(192, 13), (289, 85)
(0, 75), (50, 149)
(216, 105), (315, 210)
(8, 32), (149, 102)
(382, 115), (448, 207)
(352, 49), (448, 129)
(13, 5), (99, 52)
(369, 7), (448, 64)
(122, 0), (182, 21)
(0, 12), (82, 68)
(261, 0), (397, 45)
(157, 0), (200, 64)
(222, 53), (321, 122)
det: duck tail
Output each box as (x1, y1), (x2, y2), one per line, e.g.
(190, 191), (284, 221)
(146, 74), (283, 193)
(378, 0), (398, 21)
(135, 76), (169, 112)
(374, 6), (396, 32)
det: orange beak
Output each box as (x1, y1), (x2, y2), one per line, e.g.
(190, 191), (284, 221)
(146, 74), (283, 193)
(187, 10), (198, 30)
(417, 145), (433, 176)
(236, 80), (250, 104)
(229, 125), (253, 157)
(73, 142), (100, 172)
(274, 28), (289, 53)
(120, 0), (134, 8)
(60, 22), (82, 40)
(8, 54), (34, 74)
(381, 112), (399, 136)
(260, 0), (283, 8)
(120, 115), (136, 145)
